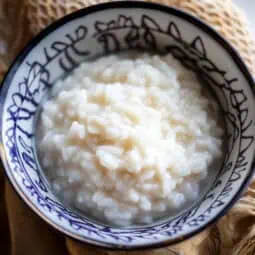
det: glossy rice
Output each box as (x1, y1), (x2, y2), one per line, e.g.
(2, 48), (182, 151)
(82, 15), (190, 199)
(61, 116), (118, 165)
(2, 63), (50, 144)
(37, 54), (223, 227)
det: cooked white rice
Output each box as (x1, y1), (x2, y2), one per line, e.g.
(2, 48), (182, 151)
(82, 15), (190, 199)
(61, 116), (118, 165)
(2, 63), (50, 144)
(37, 53), (223, 227)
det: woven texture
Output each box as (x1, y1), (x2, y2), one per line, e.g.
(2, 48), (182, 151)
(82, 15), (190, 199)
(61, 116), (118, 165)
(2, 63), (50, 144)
(0, 0), (255, 254)
(0, 0), (30, 80)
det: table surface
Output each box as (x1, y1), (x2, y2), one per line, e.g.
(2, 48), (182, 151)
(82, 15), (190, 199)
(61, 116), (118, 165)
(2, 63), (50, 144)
(234, 0), (255, 39)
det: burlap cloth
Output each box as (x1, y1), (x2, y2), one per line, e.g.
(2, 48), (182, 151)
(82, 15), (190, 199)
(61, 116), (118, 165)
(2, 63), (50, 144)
(1, 0), (255, 254)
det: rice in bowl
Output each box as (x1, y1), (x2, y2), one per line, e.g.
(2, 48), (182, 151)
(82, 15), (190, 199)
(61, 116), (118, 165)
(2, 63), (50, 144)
(37, 53), (223, 227)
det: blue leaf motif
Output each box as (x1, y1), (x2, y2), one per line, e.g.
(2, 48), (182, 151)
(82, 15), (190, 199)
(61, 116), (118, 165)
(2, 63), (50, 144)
(117, 15), (135, 27)
(167, 22), (181, 40)
(12, 93), (23, 106)
(240, 136), (254, 154)
(230, 89), (247, 110)
(27, 63), (41, 87)
(22, 152), (37, 171)
(95, 21), (109, 32)
(22, 178), (33, 189)
(26, 62), (50, 104)
(141, 15), (161, 31)
(75, 25), (87, 40)
(191, 36), (207, 57)
(18, 108), (34, 119)
(19, 135), (33, 154)
(18, 82), (27, 96)
(8, 105), (18, 115)
(35, 179), (48, 193)
(6, 128), (14, 140)
(240, 109), (248, 126)
(211, 200), (224, 209)
(143, 30), (157, 49)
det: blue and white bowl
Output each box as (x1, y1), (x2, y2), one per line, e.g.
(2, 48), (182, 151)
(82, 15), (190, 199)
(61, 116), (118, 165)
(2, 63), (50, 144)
(1, 1), (255, 249)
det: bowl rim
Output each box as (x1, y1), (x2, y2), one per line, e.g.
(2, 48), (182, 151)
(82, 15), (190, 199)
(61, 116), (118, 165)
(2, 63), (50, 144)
(1, 1), (255, 250)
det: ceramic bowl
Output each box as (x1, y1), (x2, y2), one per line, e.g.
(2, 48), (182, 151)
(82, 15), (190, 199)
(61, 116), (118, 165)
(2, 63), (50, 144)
(1, 1), (255, 250)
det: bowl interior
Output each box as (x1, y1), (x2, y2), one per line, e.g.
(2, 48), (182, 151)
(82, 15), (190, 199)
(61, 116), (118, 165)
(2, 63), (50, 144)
(1, 2), (255, 249)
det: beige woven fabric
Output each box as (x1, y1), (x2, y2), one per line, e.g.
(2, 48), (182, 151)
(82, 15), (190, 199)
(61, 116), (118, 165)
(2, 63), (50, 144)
(1, 0), (255, 254)
(0, 0), (30, 81)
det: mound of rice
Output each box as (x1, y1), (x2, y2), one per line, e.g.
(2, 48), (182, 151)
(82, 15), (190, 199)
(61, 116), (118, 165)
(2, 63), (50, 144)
(37, 54), (223, 226)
